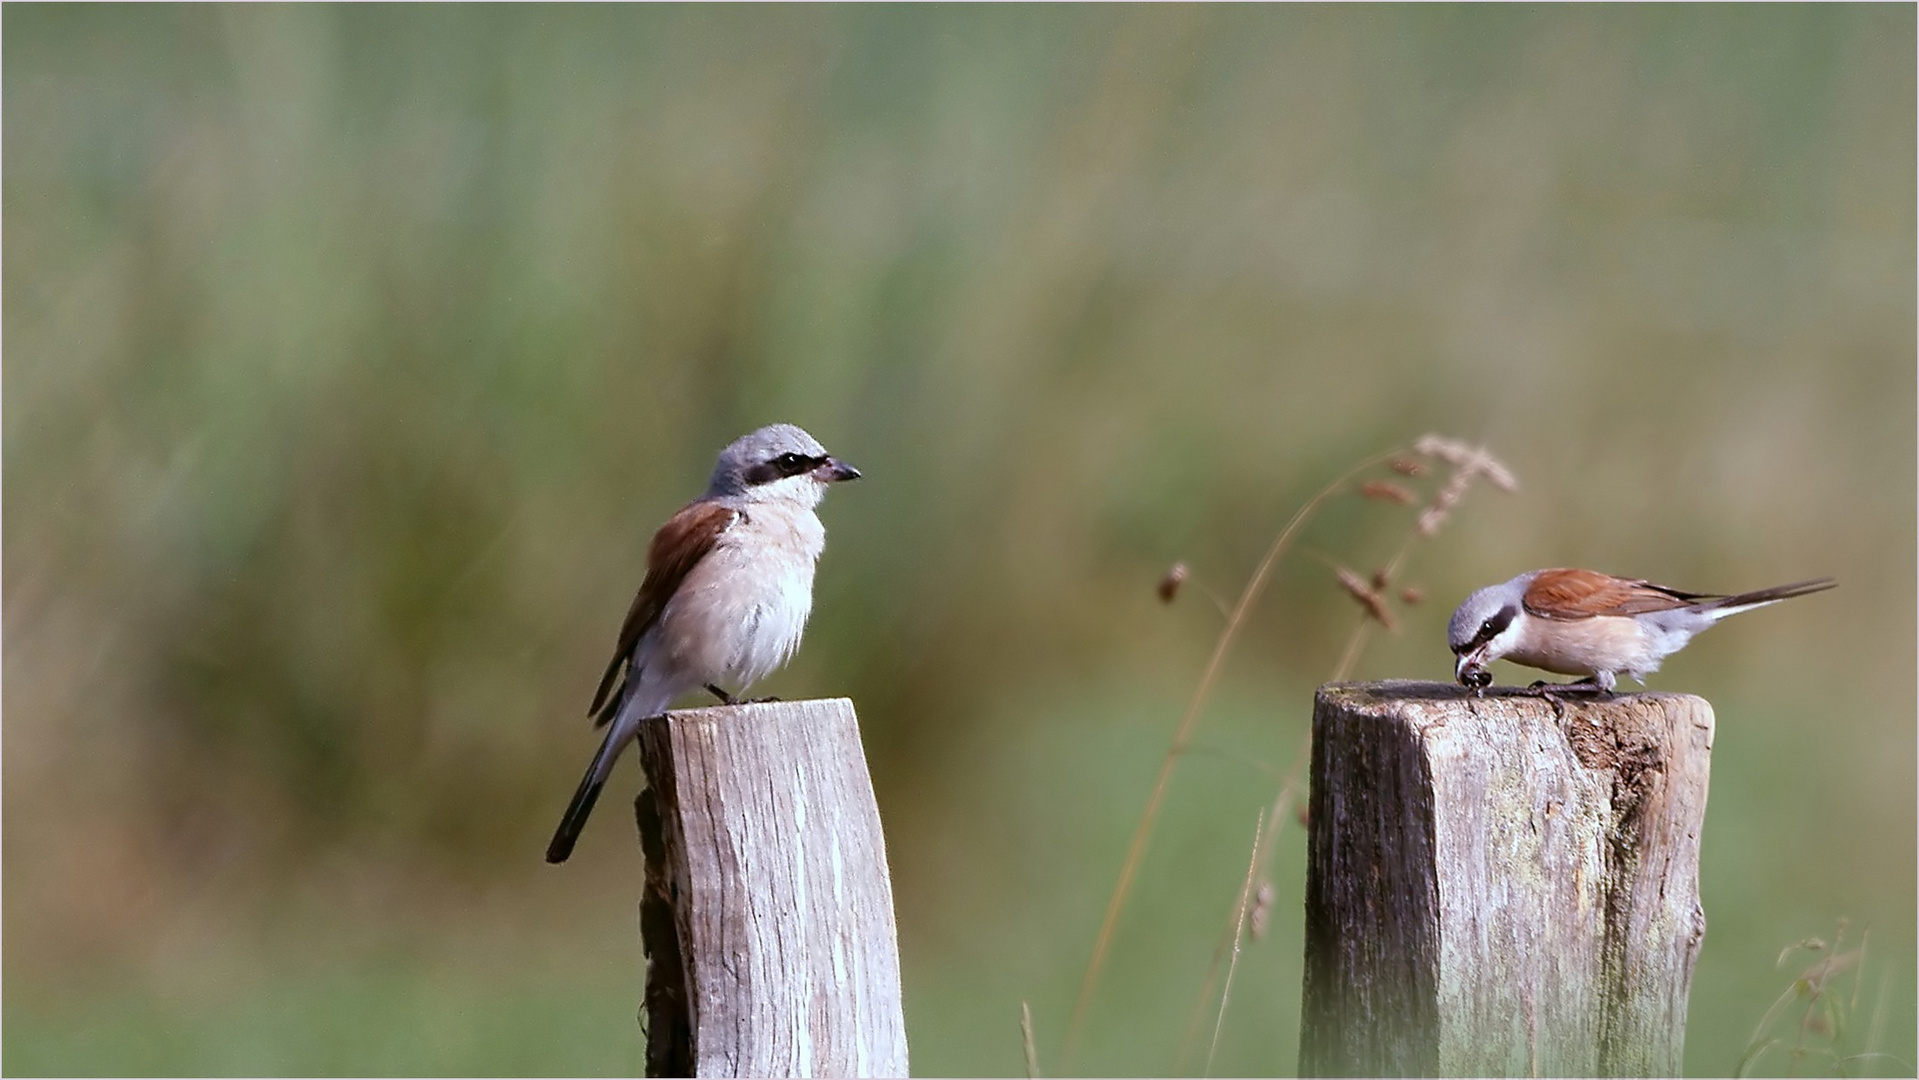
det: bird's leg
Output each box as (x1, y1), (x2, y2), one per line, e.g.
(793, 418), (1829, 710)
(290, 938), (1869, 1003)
(706, 684), (782, 707)
(1519, 676), (1613, 723)
(1525, 677), (1611, 697)
(1512, 682), (1569, 720)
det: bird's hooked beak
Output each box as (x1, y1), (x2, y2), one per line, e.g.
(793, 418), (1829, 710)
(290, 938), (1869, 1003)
(1454, 647), (1492, 690)
(817, 457), (861, 483)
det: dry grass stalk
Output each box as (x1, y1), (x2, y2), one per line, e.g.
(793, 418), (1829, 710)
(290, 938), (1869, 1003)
(1075, 435), (1513, 1073)
(1851, 926), (1870, 1012)
(1021, 1001), (1041, 1079)
(1334, 436), (1516, 675)
(1864, 968), (1891, 1068)
(1171, 434), (1517, 1070)
(1173, 776), (1303, 1073)
(1736, 920), (1908, 1077)
(1204, 810), (1267, 1077)
(1060, 446), (1402, 1071)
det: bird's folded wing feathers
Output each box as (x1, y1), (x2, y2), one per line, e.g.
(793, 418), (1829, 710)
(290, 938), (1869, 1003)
(587, 502), (741, 721)
(1522, 567), (1718, 620)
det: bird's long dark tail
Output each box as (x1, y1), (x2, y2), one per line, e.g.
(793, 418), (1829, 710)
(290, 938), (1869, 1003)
(545, 714), (635, 864)
(1700, 577), (1837, 619)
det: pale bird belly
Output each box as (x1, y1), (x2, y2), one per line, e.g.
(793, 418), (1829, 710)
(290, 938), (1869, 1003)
(1507, 616), (1651, 677)
(656, 541), (816, 691)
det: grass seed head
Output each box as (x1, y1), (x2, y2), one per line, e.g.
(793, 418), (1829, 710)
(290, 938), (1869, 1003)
(1359, 480), (1417, 505)
(1157, 562), (1189, 604)
(1335, 566), (1398, 631)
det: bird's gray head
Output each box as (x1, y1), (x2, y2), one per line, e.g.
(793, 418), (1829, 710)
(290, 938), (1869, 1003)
(705, 423), (861, 504)
(1447, 575), (1526, 687)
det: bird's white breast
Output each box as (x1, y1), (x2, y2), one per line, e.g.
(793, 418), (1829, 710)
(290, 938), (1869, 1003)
(1506, 615), (1657, 678)
(656, 501), (825, 691)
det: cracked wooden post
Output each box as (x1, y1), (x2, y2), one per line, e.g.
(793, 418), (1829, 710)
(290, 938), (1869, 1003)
(1298, 681), (1712, 1078)
(634, 698), (909, 1077)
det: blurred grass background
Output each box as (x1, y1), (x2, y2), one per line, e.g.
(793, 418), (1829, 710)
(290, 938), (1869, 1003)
(4, 5), (1912, 1076)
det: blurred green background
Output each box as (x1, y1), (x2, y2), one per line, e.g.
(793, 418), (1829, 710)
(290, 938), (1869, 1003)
(5, 5), (1913, 1076)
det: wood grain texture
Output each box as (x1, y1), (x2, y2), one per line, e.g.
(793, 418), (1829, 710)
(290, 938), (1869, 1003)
(1299, 681), (1712, 1078)
(635, 698), (909, 1078)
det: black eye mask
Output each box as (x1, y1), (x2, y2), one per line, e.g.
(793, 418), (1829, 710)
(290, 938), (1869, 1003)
(1470, 605), (1516, 650)
(744, 452), (827, 487)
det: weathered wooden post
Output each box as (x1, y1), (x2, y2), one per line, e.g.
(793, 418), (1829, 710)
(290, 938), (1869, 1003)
(634, 698), (909, 1077)
(1299, 681), (1712, 1078)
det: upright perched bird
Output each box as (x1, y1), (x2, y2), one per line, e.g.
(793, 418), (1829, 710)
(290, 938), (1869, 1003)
(545, 423), (860, 864)
(1448, 568), (1834, 692)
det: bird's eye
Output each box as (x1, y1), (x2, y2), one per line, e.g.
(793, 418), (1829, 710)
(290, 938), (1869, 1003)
(1475, 606), (1516, 641)
(776, 452), (805, 470)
